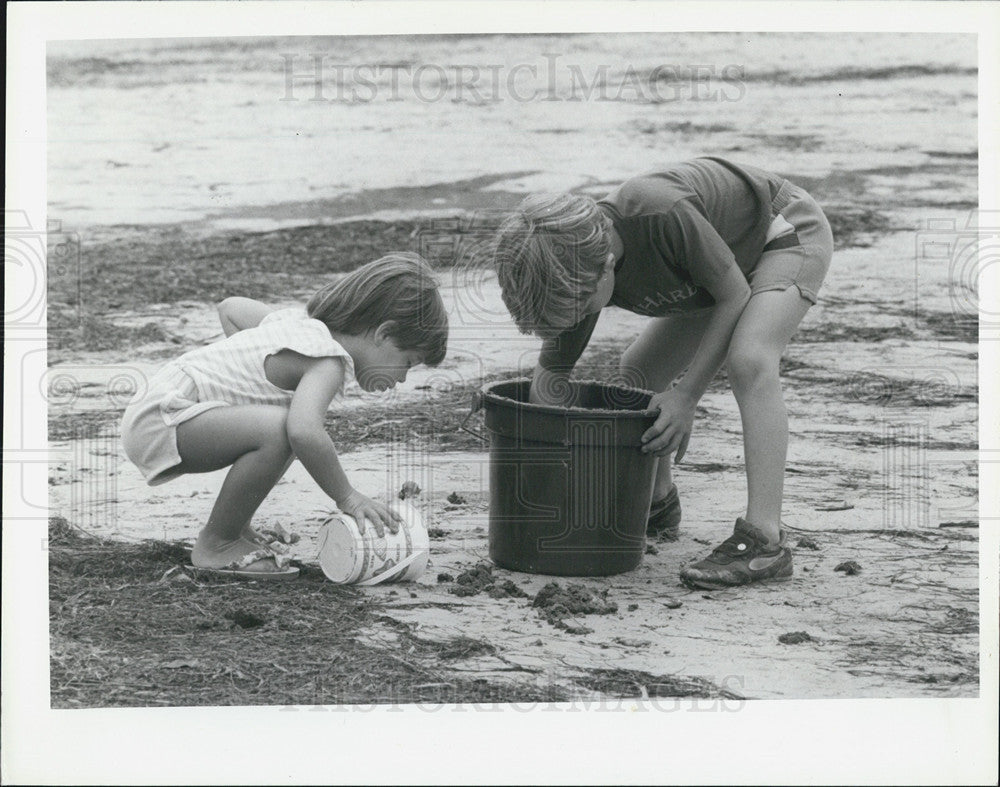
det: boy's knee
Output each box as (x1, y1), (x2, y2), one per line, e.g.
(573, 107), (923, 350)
(617, 355), (653, 390)
(727, 346), (778, 391)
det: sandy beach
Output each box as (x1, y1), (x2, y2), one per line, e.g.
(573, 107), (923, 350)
(44, 32), (979, 705)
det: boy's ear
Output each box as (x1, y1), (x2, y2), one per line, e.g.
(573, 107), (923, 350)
(374, 321), (399, 344)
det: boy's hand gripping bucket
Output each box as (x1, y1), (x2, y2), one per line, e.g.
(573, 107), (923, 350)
(317, 500), (429, 585)
(473, 379), (660, 576)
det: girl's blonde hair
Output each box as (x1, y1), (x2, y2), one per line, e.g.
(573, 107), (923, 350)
(492, 193), (612, 338)
(307, 252), (448, 365)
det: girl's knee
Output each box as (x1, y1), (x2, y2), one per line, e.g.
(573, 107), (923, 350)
(256, 408), (293, 454)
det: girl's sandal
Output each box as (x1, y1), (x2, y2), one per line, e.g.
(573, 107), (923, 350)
(190, 543), (300, 580)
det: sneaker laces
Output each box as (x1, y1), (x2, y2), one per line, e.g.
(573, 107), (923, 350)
(708, 530), (759, 559)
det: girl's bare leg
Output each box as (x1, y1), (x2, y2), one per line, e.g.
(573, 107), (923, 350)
(620, 311), (713, 499)
(240, 454), (295, 543)
(174, 405), (295, 570)
(726, 287), (812, 545)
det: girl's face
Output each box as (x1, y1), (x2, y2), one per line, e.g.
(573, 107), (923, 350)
(354, 325), (423, 392)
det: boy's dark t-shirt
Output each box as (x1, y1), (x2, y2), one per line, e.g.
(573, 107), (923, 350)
(538, 157), (787, 372)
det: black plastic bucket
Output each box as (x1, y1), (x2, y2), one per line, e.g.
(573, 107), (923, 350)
(472, 378), (659, 576)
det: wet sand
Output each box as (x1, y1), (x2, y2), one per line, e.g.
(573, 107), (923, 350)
(48, 217), (978, 700)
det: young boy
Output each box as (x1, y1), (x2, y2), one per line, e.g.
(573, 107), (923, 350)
(491, 157), (833, 589)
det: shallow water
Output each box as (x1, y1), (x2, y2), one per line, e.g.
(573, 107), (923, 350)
(47, 33), (977, 228)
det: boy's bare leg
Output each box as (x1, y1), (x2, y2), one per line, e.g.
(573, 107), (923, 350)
(726, 287), (812, 545)
(620, 311), (712, 499)
(174, 405), (295, 569)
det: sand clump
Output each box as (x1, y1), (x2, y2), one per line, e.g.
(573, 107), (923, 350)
(451, 564), (494, 596)
(779, 631), (816, 645)
(398, 481), (421, 500)
(449, 563), (529, 600)
(532, 582), (618, 635)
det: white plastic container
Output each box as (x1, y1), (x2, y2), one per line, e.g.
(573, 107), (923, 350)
(317, 500), (429, 585)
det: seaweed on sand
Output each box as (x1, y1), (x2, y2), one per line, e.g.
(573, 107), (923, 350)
(48, 518), (566, 707)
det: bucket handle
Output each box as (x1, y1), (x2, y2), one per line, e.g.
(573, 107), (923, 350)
(459, 390), (487, 443)
(356, 549), (425, 586)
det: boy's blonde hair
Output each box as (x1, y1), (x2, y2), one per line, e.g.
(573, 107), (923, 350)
(307, 252), (448, 365)
(492, 193), (612, 338)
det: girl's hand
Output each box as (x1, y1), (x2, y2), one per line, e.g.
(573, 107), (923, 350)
(641, 389), (697, 461)
(338, 488), (402, 538)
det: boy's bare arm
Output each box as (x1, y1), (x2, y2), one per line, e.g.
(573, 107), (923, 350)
(218, 297), (275, 336)
(642, 264), (750, 459)
(529, 313), (600, 406)
(672, 264), (751, 404)
(529, 365), (577, 407)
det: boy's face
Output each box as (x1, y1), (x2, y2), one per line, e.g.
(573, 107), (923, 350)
(580, 251), (617, 316)
(539, 251), (616, 337)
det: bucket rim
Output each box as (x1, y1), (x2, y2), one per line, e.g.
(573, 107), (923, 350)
(480, 377), (660, 419)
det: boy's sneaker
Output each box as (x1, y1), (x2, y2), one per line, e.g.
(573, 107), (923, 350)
(679, 518), (792, 589)
(646, 485), (681, 541)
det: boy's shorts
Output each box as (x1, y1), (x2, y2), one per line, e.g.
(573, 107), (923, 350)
(749, 180), (834, 304)
(120, 364), (227, 486)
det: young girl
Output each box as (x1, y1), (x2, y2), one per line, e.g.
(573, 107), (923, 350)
(121, 252), (448, 580)
(492, 157), (833, 590)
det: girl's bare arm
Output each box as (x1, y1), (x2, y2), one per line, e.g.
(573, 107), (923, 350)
(218, 297), (275, 336)
(285, 356), (401, 535)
